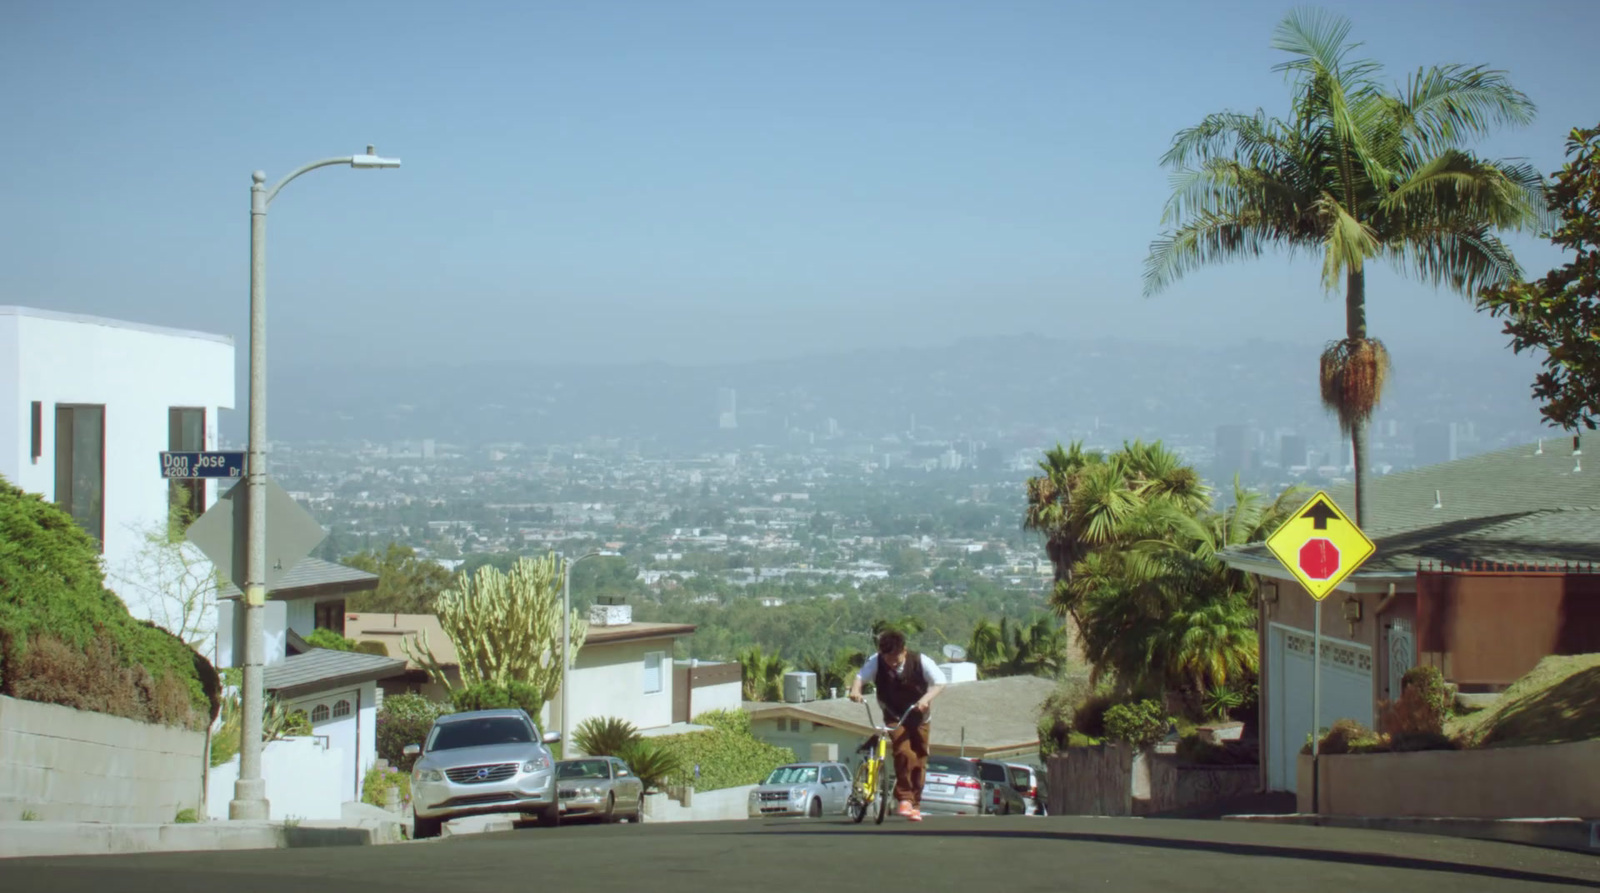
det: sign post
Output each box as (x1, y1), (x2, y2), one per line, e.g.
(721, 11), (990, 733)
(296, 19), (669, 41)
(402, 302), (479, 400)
(1264, 490), (1375, 814)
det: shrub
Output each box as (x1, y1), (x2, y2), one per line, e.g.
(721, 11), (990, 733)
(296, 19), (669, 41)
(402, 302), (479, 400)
(377, 694), (449, 771)
(1379, 666), (1450, 737)
(174, 808), (198, 824)
(362, 763), (411, 811)
(616, 739), (682, 794)
(306, 629), (357, 651)
(449, 681), (544, 720)
(1103, 699), (1169, 748)
(1303, 718), (1387, 755)
(0, 476), (215, 726)
(1037, 676), (1092, 756)
(1072, 692), (1120, 740)
(650, 709), (795, 792)
(573, 715), (640, 757)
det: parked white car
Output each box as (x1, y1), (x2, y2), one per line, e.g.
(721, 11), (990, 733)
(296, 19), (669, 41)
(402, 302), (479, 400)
(404, 708), (563, 839)
(748, 762), (853, 818)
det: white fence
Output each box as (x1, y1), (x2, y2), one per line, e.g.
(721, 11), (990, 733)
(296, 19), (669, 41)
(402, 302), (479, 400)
(207, 736), (345, 821)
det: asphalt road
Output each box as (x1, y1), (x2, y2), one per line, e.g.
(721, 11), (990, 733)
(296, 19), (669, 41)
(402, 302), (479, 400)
(3, 815), (1598, 893)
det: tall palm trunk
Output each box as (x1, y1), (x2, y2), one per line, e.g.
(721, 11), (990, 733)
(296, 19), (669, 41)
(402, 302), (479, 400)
(1346, 267), (1369, 528)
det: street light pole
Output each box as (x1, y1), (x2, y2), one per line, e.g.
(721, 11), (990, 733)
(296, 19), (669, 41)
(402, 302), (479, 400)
(231, 147), (400, 821)
(561, 551), (604, 754)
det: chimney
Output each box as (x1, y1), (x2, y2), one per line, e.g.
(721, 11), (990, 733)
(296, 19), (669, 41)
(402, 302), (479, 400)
(588, 598), (632, 627)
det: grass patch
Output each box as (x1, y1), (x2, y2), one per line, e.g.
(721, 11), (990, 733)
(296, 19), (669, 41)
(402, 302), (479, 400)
(1452, 653), (1600, 749)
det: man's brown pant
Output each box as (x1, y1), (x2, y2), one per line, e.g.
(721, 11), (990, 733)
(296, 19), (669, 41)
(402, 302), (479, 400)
(890, 722), (931, 806)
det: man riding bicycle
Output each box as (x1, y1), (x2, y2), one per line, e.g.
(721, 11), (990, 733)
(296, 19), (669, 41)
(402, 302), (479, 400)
(848, 629), (945, 822)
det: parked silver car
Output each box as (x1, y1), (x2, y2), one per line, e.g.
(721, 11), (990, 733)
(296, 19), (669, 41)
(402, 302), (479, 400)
(556, 757), (644, 823)
(1002, 762), (1048, 815)
(919, 756), (1028, 816)
(748, 762), (853, 818)
(405, 708), (563, 839)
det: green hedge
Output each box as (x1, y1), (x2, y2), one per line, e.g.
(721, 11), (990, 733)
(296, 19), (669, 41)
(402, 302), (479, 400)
(0, 476), (215, 727)
(377, 694), (450, 771)
(652, 709), (795, 792)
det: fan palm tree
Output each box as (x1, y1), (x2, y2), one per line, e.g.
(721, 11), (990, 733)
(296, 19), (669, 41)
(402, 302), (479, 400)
(1144, 8), (1545, 526)
(737, 646), (788, 702)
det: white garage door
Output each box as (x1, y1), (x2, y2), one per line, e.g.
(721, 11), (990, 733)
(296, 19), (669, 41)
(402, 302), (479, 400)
(293, 689), (361, 803)
(1266, 623), (1372, 791)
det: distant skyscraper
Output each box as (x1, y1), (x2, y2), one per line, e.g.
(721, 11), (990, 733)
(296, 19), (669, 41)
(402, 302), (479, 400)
(827, 418), (839, 437)
(1215, 424), (1251, 483)
(422, 439), (436, 460)
(1414, 422), (1457, 467)
(1279, 434), (1308, 469)
(717, 388), (737, 429)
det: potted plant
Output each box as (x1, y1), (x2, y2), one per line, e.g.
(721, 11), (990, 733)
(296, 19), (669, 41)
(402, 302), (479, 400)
(1197, 687), (1245, 743)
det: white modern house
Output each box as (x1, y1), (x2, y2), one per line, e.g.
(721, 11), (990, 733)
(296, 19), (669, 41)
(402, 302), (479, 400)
(0, 305), (235, 628)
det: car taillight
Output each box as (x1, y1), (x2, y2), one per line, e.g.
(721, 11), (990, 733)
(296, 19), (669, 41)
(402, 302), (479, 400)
(1027, 787), (1037, 798)
(956, 778), (980, 790)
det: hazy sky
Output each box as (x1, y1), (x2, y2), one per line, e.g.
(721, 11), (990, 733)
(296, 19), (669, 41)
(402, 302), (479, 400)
(3, 0), (1598, 375)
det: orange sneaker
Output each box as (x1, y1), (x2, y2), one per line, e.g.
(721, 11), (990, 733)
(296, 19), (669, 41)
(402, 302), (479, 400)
(896, 800), (914, 817)
(908, 808), (923, 822)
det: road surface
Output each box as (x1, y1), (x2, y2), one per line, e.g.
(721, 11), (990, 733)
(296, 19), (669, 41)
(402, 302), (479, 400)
(3, 815), (1596, 892)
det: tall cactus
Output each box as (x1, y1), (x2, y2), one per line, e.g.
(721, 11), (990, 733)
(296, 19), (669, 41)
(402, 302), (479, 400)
(403, 553), (588, 706)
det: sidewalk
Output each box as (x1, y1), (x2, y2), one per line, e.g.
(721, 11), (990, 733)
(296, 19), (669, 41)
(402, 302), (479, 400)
(1223, 813), (1600, 854)
(0, 803), (409, 859)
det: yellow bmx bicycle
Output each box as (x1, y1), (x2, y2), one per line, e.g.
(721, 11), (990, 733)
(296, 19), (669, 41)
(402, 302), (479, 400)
(847, 703), (917, 824)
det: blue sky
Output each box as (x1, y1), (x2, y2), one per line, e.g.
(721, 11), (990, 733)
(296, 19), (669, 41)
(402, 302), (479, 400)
(2, 0), (1597, 371)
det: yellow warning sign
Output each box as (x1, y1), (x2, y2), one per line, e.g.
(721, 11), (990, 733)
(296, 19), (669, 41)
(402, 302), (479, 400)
(1264, 491), (1375, 601)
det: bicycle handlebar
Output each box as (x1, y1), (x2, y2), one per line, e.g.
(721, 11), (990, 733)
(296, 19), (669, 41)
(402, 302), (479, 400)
(862, 701), (920, 734)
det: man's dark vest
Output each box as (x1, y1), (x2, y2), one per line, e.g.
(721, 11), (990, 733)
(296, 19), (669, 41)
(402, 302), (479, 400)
(875, 650), (930, 727)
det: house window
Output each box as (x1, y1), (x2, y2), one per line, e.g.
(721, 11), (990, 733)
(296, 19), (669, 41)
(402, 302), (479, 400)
(311, 704), (330, 722)
(314, 600), (347, 636)
(643, 651), (665, 694)
(168, 407), (206, 527)
(55, 404), (105, 548)
(332, 700), (351, 718)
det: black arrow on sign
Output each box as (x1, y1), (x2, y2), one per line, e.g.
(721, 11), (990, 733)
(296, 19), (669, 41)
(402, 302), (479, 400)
(1301, 501), (1339, 530)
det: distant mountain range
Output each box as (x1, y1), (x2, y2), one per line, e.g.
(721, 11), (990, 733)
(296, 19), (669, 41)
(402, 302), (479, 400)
(246, 335), (1551, 452)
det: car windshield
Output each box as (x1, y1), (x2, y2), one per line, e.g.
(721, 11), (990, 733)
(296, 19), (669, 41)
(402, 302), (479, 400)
(927, 757), (976, 777)
(557, 760), (610, 780)
(765, 766), (819, 785)
(428, 717), (534, 751)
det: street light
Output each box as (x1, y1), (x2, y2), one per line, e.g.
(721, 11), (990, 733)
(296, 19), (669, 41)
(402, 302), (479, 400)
(231, 146), (400, 821)
(561, 551), (605, 755)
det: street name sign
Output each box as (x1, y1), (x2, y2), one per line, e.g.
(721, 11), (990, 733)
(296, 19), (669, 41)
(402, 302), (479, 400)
(160, 451), (246, 479)
(185, 477), (327, 594)
(1264, 490), (1375, 600)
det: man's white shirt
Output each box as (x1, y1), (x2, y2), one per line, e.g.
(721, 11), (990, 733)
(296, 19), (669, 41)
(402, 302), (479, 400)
(857, 652), (945, 686)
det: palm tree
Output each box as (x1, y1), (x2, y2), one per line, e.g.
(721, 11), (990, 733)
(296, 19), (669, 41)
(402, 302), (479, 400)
(1144, 8), (1545, 526)
(737, 646), (788, 702)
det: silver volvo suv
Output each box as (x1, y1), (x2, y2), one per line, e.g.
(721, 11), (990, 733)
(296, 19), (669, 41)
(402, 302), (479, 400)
(404, 708), (563, 839)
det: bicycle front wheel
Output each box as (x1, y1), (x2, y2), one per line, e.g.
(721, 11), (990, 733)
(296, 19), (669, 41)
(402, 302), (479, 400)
(873, 765), (890, 824)
(847, 762), (872, 823)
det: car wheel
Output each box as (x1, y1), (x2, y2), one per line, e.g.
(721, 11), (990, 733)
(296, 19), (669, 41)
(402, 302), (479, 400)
(808, 797), (822, 819)
(537, 803), (561, 828)
(411, 815), (442, 840)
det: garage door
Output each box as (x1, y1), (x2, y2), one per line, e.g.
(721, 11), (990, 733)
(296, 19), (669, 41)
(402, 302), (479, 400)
(293, 689), (361, 803)
(1266, 624), (1372, 791)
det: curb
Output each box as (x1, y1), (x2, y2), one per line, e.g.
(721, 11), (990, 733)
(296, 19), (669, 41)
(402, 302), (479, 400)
(0, 820), (391, 860)
(1222, 813), (1600, 854)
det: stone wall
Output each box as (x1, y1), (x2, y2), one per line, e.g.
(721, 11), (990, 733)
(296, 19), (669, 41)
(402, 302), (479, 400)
(1298, 740), (1600, 818)
(641, 784), (758, 822)
(0, 694), (207, 823)
(1048, 744), (1260, 817)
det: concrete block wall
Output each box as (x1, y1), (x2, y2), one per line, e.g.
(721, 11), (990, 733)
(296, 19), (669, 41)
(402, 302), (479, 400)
(641, 785), (758, 822)
(0, 695), (207, 823)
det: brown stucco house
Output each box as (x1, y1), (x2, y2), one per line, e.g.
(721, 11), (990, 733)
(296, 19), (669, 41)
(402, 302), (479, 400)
(1220, 437), (1600, 792)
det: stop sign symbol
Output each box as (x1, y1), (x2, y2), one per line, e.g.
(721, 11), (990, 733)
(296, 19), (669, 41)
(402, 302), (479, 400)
(1298, 538), (1340, 580)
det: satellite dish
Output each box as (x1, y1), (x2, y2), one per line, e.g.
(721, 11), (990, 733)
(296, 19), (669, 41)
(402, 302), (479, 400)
(942, 644), (967, 661)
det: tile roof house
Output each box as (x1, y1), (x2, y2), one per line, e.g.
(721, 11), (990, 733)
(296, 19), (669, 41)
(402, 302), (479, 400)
(1220, 438), (1600, 793)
